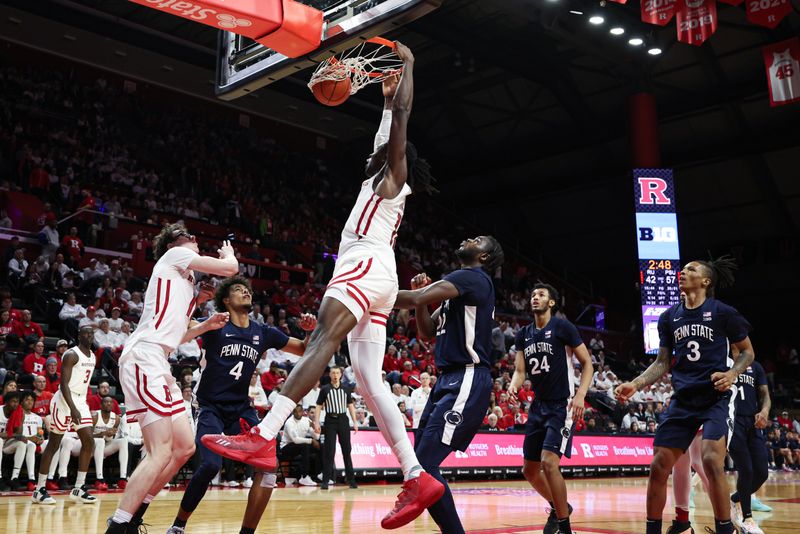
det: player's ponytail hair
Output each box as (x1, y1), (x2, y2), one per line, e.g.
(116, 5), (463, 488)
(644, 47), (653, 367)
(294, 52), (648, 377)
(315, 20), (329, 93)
(153, 222), (190, 260)
(482, 236), (505, 273)
(406, 142), (438, 195)
(697, 254), (737, 298)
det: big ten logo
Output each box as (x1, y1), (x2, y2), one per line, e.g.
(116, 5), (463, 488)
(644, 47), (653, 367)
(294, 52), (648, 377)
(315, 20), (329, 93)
(142, 0), (253, 28)
(637, 177), (672, 205)
(639, 226), (677, 242)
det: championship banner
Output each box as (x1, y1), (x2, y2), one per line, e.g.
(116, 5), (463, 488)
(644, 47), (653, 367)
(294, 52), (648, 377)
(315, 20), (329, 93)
(632, 169), (681, 354)
(762, 37), (800, 107)
(675, 0), (718, 46)
(641, 0), (677, 26)
(746, 0), (792, 29)
(333, 431), (655, 471)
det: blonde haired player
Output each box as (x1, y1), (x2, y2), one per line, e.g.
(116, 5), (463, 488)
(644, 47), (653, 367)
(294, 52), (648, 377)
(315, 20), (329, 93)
(105, 223), (237, 533)
(32, 325), (98, 505)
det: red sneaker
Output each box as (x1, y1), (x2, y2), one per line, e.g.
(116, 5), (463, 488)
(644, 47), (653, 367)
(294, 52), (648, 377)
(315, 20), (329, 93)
(45, 480), (59, 491)
(381, 472), (445, 529)
(26, 481), (36, 492)
(94, 480), (108, 491)
(117, 479), (127, 489)
(200, 427), (277, 471)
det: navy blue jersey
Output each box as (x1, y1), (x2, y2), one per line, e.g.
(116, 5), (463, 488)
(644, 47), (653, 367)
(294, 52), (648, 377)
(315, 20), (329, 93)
(734, 361), (767, 416)
(195, 320), (289, 404)
(514, 317), (584, 401)
(658, 298), (751, 403)
(434, 267), (495, 369)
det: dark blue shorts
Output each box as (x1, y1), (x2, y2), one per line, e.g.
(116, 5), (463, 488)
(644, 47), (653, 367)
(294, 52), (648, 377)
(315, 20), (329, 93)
(523, 398), (574, 461)
(196, 401), (260, 468)
(653, 392), (735, 451)
(416, 365), (492, 452)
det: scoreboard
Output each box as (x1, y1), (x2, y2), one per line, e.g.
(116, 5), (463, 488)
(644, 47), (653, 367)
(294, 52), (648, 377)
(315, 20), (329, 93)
(633, 169), (681, 354)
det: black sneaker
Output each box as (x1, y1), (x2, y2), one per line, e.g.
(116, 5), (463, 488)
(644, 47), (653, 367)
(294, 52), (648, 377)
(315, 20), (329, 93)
(105, 517), (149, 534)
(58, 477), (71, 490)
(0, 479), (9, 491)
(349, 481), (359, 489)
(320, 482), (329, 490)
(9, 478), (24, 491)
(543, 503), (573, 534)
(666, 519), (695, 534)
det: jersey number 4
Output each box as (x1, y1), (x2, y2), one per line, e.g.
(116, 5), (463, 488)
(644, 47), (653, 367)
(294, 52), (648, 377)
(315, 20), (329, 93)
(528, 355), (550, 375)
(229, 361), (244, 381)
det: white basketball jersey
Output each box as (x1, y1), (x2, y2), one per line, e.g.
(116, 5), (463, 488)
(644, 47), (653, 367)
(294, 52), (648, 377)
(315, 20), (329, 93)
(94, 411), (118, 441)
(21, 412), (43, 437)
(0, 408), (8, 435)
(339, 179), (411, 260)
(124, 246), (199, 354)
(67, 346), (96, 397)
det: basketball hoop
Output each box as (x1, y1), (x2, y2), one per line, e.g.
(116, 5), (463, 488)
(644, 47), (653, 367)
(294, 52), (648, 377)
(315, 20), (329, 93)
(308, 37), (403, 105)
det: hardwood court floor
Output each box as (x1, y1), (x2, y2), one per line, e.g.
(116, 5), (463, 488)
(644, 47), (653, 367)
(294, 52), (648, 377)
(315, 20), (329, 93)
(1, 473), (797, 533)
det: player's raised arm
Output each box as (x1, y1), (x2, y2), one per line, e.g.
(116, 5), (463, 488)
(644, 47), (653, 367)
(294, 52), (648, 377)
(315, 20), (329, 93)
(394, 274), (458, 340)
(188, 240), (239, 277)
(376, 42), (414, 199)
(373, 75), (398, 152)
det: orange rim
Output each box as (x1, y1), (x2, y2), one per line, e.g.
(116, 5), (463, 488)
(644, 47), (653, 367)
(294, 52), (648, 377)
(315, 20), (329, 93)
(312, 36), (401, 84)
(367, 36), (396, 49)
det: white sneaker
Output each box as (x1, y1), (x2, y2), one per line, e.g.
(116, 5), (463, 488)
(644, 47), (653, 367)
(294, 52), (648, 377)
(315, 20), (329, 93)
(328, 479), (335, 486)
(740, 517), (764, 534)
(227, 480), (240, 488)
(211, 473), (221, 486)
(69, 485), (97, 504)
(242, 478), (253, 488)
(32, 488), (56, 505)
(284, 477), (297, 486)
(165, 527), (186, 534)
(731, 498), (744, 528)
(299, 476), (317, 486)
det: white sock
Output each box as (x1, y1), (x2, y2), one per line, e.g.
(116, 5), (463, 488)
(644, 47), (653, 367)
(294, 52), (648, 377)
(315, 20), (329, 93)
(405, 465), (423, 481)
(112, 509), (133, 524)
(75, 471), (87, 488)
(257, 395), (297, 440)
(37, 473), (47, 489)
(11, 468), (20, 479)
(143, 493), (155, 504)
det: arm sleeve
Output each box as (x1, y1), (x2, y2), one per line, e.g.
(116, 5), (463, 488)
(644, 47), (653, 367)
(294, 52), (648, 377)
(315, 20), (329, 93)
(162, 246), (199, 272)
(657, 310), (673, 349)
(263, 325), (291, 350)
(560, 320), (584, 349)
(374, 110), (392, 151)
(723, 306), (752, 343)
(443, 269), (482, 304)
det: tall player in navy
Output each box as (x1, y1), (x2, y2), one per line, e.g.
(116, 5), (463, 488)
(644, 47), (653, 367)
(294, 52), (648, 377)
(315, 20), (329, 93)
(728, 352), (770, 534)
(393, 235), (504, 534)
(616, 257), (755, 534)
(167, 276), (315, 534)
(508, 284), (593, 534)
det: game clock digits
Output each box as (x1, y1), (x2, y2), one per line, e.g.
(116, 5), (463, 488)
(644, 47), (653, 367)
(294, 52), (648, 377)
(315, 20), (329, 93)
(633, 169), (681, 354)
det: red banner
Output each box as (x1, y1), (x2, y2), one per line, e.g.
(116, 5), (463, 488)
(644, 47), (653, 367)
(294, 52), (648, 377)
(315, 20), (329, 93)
(333, 431), (655, 470)
(746, 0), (792, 29)
(641, 0), (677, 26)
(607, 0), (628, 3)
(763, 38), (800, 107)
(675, 0), (718, 46)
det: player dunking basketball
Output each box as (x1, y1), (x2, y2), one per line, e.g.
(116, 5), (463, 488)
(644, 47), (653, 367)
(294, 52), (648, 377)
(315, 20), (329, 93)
(167, 276), (316, 534)
(392, 235), (504, 534)
(508, 284), (594, 534)
(615, 256), (755, 534)
(202, 42), (446, 529)
(106, 224), (238, 534)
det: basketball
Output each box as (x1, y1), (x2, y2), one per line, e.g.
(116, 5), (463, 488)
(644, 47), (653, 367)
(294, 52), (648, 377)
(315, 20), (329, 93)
(311, 77), (352, 106)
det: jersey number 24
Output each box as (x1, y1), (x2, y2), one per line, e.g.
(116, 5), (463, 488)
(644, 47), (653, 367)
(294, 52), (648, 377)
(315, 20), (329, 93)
(528, 355), (550, 375)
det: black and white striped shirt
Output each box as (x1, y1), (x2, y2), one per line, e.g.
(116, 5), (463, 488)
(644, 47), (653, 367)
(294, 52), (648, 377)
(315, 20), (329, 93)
(316, 384), (353, 415)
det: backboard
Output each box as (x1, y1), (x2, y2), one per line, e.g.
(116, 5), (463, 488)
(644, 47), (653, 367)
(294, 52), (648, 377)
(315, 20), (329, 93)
(216, 0), (441, 100)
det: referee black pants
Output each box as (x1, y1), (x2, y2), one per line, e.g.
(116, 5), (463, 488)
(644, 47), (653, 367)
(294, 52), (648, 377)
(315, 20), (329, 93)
(322, 415), (355, 483)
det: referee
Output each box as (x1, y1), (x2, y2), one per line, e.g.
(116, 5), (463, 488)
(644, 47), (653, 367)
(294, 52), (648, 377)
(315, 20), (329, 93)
(312, 366), (358, 490)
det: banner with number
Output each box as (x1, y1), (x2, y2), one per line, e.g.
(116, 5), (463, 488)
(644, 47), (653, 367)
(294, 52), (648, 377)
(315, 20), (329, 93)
(675, 0), (718, 46)
(641, 0), (677, 25)
(763, 37), (800, 107)
(746, 0), (792, 29)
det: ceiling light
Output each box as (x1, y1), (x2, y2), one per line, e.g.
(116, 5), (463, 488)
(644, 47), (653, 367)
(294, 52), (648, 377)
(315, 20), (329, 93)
(628, 37), (644, 46)
(610, 27), (625, 35)
(589, 15), (605, 24)
(647, 47), (663, 55)
(569, 10), (584, 14)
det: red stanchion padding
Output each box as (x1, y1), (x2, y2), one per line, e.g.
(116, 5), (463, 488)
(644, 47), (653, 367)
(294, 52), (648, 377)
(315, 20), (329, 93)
(128, 0), (283, 40)
(256, 0), (323, 58)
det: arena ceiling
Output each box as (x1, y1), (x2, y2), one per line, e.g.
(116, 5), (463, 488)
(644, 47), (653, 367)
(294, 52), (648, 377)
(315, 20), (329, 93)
(4, 0), (800, 330)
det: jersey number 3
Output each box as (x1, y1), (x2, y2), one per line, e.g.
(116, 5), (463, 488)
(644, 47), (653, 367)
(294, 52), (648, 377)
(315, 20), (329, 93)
(229, 361), (244, 381)
(528, 355), (550, 375)
(686, 341), (701, 362)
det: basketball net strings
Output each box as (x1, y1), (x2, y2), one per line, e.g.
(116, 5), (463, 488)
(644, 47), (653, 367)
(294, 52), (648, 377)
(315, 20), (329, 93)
(308, 41), (403, 94)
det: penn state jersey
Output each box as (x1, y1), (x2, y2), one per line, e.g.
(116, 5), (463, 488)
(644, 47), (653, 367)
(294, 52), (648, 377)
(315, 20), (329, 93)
(195, 321), (289, 404)
(434, 267), (495, 368)
(658, 298), (751, 403)
(514, 317), (584, 401)
(734, 361), (767, 416)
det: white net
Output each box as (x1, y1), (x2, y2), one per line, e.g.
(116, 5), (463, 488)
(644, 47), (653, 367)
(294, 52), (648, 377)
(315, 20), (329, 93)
(308, 38), (403, 95)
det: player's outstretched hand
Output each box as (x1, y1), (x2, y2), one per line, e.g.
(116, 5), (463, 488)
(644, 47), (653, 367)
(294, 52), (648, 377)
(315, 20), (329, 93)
(614, 382), (637, 403)
(410, 273), (432, 290)
(394, 41), (414, 64)
(218, 240), (234, 259)
(382, 74), (400, 99)
(299, 313), (317, 332)
(206, 312), (230, 330)
(711, 370), (736, 392)
(569, 392), (586, 421)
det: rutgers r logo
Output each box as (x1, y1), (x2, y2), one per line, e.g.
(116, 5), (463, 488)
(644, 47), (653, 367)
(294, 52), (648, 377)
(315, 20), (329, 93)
(638, 177), (671, 205)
